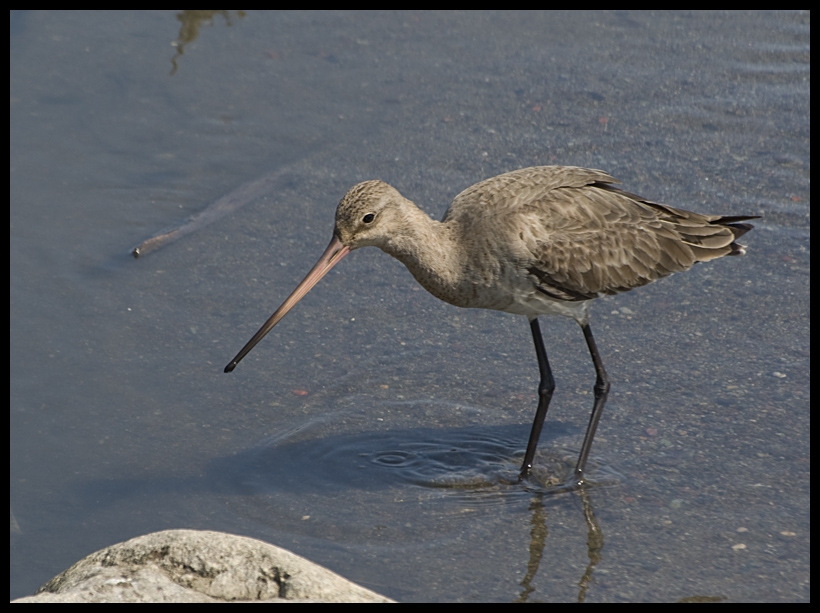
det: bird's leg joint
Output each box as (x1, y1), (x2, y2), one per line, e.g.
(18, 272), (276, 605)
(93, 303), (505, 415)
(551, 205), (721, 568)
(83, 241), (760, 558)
(538, 374), (556, 400)
(593, 377), (610, 399)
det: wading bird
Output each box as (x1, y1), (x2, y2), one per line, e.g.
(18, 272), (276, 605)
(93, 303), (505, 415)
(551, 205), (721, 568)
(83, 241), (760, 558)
(225, 166), (756, 488)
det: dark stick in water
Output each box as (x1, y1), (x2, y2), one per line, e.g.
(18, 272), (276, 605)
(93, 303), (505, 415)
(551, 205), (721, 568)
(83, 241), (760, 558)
(132, 167), (297, 258)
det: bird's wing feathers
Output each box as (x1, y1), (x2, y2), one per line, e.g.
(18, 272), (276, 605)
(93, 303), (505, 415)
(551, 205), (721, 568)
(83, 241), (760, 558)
(444, 166), (749, 301)
(444, 166), (617, 222)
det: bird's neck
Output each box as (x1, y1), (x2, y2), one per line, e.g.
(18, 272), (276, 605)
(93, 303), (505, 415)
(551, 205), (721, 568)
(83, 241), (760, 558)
(378, 203), (465, 306)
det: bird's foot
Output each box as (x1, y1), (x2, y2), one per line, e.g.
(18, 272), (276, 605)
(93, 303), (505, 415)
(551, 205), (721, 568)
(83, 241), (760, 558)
(517, 466), (586, 494)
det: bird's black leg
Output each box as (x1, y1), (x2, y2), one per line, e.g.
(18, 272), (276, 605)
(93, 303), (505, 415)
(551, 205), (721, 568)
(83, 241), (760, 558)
(573, 323), (610, 485)
(519, 317), (556, 480)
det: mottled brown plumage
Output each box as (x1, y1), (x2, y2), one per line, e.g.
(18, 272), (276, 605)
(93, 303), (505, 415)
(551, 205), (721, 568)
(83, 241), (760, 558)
(333, 166), (754, 324)
(226, 165), (757, 488)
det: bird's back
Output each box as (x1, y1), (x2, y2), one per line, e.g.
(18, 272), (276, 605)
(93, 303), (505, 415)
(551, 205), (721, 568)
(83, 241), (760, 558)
(441, 166), (756, 307)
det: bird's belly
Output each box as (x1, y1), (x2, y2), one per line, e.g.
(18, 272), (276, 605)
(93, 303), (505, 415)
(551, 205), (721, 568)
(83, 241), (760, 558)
(499, 292), (591, 322)
(440, 277), (591, 323)
(403, 256), (591, 323)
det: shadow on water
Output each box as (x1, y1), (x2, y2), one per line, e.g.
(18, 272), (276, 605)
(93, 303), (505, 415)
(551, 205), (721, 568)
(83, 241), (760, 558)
(235, 422), (622, 496)
(71, 421), (621, 602)
(229, 422), (621, 602)
(72, 421), (622, 500)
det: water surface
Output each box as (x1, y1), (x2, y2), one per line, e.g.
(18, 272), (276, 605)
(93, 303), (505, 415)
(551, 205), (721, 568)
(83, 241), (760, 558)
(10, 10), (809, 602)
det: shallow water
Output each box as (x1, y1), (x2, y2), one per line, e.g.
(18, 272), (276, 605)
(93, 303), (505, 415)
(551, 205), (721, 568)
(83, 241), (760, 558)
(11, 11), (809, 602)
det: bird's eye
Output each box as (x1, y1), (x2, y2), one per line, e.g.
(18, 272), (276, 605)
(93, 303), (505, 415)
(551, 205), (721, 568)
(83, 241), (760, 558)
(362, 213), (375, 224)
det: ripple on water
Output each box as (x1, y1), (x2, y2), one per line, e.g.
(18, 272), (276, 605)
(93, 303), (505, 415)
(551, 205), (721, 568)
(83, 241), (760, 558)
(222, 399), (622, 548)
(234, 401), (620, 502)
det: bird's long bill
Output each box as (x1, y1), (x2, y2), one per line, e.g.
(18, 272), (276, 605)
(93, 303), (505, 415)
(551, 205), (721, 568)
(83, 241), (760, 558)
(224, 235), (351, 373)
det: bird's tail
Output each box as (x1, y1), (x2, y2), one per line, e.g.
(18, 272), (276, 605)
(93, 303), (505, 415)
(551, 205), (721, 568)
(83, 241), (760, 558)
(712, 216), (759, 256)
